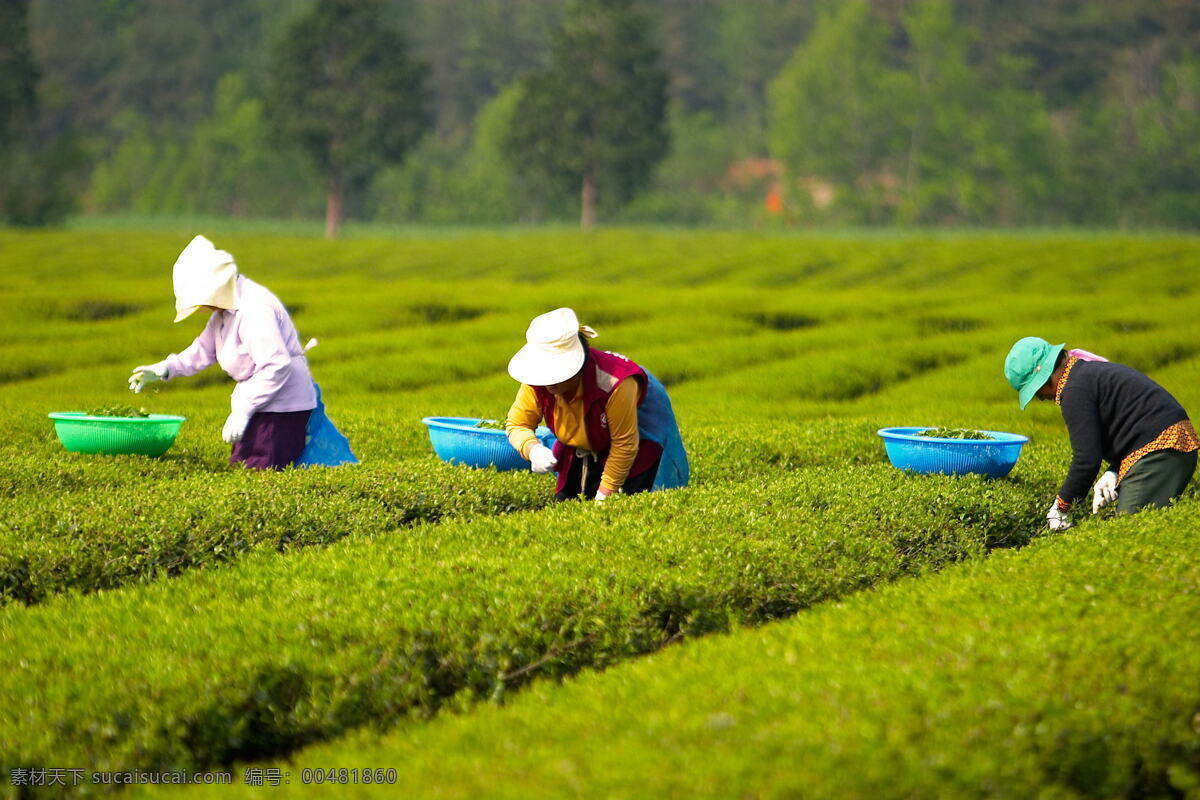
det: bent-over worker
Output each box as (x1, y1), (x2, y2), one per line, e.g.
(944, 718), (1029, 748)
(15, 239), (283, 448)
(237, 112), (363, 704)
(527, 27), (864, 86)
(129, 235), (318, 470)
(1004, 336), (1197, 530)
(505, 308), (689, 502)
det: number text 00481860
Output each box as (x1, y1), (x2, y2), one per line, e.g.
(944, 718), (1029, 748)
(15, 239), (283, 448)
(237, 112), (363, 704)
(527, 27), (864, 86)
(300, 768), (398, 785)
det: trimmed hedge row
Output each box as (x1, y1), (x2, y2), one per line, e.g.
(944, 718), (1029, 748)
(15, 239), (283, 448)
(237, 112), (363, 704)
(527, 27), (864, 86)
(4, 380), (1082, 609)
(0, 461), (550, 605)
(0, 465), (1042, 789)
(0, 411), (1067, 608)
(0, 411), (848, 605)
(2, 388), (1080, 606)
(178, 499), (1200, 799)
(0, 228), (1156, 291)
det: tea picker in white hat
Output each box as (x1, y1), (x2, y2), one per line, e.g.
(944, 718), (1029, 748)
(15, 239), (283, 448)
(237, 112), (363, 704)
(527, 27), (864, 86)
(129, 235), (338, 470)
(505, 308), (689, 501)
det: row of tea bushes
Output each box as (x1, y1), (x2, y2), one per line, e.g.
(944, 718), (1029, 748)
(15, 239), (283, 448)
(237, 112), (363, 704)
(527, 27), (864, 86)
(3, 230), (1194, 357)
(3, 407), (1070, 607)
(189, 499), (1200, 800)
(2, 406), (844, 603)
(0, 461), (551, 605)
(5, 228), (1195, 289)
(1, 464), (1044, 785)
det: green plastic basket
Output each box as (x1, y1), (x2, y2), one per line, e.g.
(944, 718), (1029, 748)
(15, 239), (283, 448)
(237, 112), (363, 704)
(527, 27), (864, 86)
(48, 412), (187, 457)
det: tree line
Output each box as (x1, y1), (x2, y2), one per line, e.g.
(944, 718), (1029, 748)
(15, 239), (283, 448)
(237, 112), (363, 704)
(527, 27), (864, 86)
(3, 0), (1199, 233)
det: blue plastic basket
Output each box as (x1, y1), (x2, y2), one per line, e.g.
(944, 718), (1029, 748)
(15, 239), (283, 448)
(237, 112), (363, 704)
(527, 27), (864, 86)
(877, 427), (1029, 479)
(422, 417), (557, 471)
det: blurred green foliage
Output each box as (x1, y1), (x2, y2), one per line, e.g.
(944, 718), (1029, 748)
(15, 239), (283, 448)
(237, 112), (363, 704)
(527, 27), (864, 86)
(266, 0), (432, 236)
(6, 0), (1200, 228)
(0, 0), (86, 226)
(504, 0), (669, 226)
(89, 77), (319, 219)
(769, 0), (1057, 225)
(0, 0), (38, 148)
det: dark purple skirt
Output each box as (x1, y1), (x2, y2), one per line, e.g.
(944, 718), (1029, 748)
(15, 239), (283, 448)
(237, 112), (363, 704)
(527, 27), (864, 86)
(230, 410), (312, 470)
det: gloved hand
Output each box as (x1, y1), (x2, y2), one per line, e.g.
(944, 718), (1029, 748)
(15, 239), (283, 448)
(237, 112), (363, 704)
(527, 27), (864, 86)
(1091, 471), (1119, 514)
(128, 361), (169, 393)
(221, 411), (252, 444)
(529, 443), (558, 474)
(594, 488), (612, 504)
(1046, 501), (1073, 532)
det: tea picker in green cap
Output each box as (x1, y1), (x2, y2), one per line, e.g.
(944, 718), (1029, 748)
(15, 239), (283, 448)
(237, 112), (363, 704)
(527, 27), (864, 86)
(1004, 336), (1198, 530)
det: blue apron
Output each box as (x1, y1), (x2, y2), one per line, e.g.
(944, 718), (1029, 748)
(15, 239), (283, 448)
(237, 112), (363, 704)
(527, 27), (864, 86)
(636, 370), (689, 490)
(295, 383), (358, 467)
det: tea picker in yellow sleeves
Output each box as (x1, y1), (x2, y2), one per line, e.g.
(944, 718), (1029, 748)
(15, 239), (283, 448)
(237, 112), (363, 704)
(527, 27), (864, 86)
(505, 308), (689, 502)
(1005, 336), (1197, 530)
(129, 235), (356, 469)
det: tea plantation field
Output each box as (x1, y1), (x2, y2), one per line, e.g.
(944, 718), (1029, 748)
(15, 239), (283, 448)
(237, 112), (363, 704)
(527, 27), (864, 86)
(1, 228), (1198, 798)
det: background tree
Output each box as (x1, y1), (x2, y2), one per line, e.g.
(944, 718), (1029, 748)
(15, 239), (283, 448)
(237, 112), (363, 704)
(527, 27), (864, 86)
(371, 83), (547, 224)
(505, 0), (669, 228)
(897, 0), (1055, 224)
(11, 0), (1200, 229)
(768, 1), (907, 223)
(0, 0), (38, 149)
(712, 0), (815, 158)
(1, 0), (87, 227)
(267, 0), (431, 237)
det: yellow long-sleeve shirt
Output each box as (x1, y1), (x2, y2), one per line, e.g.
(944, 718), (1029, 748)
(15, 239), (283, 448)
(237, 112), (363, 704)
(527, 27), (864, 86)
(506, 378), (640, 494)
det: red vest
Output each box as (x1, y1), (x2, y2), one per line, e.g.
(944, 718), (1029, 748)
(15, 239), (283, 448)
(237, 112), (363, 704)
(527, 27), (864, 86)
(533, 349), (663, 494)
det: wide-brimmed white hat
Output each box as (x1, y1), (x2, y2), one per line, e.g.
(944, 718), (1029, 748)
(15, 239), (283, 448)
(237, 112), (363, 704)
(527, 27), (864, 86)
(172, 234), (238, 322)
(507, 307), (598, 386)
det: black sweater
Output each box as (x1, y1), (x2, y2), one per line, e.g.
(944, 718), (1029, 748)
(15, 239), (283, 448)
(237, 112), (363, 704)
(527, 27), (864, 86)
(1058, 360), (1189, 505)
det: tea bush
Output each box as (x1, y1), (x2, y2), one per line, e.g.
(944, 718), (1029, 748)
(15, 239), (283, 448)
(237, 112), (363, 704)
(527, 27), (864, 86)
(0, 462), (551, 605)
(0, 412), (1071, 607)
(0, 465), (1043, 784)
(180, 498), (1200, 800)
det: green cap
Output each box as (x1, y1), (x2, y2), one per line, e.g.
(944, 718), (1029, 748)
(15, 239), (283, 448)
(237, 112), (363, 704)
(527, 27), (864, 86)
(1005, 337), (1065, 410)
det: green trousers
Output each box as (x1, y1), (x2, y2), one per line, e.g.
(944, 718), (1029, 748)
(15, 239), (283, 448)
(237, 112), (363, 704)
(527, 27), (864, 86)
(1117, 448), (1198, 513)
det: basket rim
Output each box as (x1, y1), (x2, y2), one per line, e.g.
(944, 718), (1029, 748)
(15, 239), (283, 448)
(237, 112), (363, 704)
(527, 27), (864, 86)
(422, 416), (508, 437)
(422, 416), (553, 439)
(49, 412), (187, 423)
(877, 426), (1028, 445)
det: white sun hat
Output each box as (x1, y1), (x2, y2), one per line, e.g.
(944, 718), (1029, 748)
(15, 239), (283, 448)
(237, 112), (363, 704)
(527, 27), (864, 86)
(172, 234), (239, 322)
(507, 307), (598, 386)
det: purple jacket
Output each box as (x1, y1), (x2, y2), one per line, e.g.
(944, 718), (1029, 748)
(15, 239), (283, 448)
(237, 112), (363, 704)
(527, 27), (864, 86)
(164, 276), (317, 417)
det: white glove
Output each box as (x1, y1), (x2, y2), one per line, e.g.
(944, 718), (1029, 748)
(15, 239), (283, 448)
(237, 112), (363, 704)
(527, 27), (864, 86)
(129, 361), (169, 393)
(1047, 501), (1073, 532)
(529, 443), (558, 474)
(221, 411), (253, 444)
(1091, 471), (1119, 514)
(594, 488), (612, 504)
